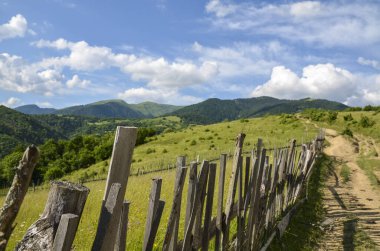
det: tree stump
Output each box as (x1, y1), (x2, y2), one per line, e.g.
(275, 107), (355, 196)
(15, 181), (90, 251)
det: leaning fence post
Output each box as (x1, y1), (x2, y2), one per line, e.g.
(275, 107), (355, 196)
(114, 201), (130, 251)
(215, 154), (227, 251)
(92, 127), (137, 251)
(52, 213), (80, 251)
(0, 145), (40, 251)
(201, 163), (216, 251)
(143, 178), (164, 251)
(163, 166), (188, 251)
(185, 162), (198, 233)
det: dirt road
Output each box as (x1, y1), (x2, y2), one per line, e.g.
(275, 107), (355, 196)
(319, 129), (380, 250)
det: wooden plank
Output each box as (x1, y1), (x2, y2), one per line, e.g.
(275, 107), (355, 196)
(224, 133), (245, 246)
(201, 163), (217, 251)
(244, 156), (251, 199)
(193, 162), (209, 248)
(236, 156), (243, 251)
(52, 214), (80, 251)
(92, 183), (123, 251)
(215, 154), (227, 251)
(0, 145), (40, 251)
(114, 201), (130, 251)
(147, 200), (165, 251)
(93, 127), (137, 251)
(168, 156), (186, 251)
(185, 162), (198, 234)
(182, 161), (209, 251)
(163, 166), (188, 251)
(143, 178), (163, 251)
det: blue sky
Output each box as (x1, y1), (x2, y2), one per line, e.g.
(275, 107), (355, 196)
(0, 0), (380, 108)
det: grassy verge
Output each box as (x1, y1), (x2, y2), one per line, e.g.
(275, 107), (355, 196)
(340, 164), (351, 183)
(268, 154), (331, 250)
(356, 158), (380, 188)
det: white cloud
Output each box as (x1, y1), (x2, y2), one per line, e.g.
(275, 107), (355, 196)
(118, 87), (202, 105)
(36, 101), (54, 108)
(66, 74), (90, 88)
(251, 63), (358, 102)
(358, 57), (380, 71)
(0, 14), (28, 41)
(1, 97), (21, 107)
(205, 1), (380, 47)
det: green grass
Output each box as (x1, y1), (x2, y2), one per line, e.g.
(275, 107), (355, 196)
(0, 115), (318, 250)
(340, 164), (351, 183)
(356, 158), (380, 188)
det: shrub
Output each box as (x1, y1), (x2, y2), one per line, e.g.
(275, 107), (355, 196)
(44, 167), (64, 181)
(162, 149), (168, 153)
(343, 114), (353, 121)
(341, 127), (353, 137)
(359, 116), (375, 128)
(146, 148), (156, 154)
(190, 140), (197, 146)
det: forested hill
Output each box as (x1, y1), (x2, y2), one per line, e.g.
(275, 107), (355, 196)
(171, 97), (348, 124)
(15, 100), (182, 119)
(0, 106), (66, 158)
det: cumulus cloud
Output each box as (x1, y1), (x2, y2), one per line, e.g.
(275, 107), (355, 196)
(205, 0), (380, 47)
(1, 97), (21, 107)
(34, 38), (218, 88)
(0, 14), (28, 41)
(117, 87), (202, 105)
(66, 74), (90, 88)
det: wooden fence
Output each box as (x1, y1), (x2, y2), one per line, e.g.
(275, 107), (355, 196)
(1, 126), (324, 250)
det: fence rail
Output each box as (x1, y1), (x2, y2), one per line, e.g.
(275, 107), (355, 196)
(0, 126), (325, 250)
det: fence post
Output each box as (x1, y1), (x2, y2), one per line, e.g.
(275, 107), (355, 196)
(224, 133), (245, 247)
(114, 201), (130, 251)
(163, 166), (188, 251)
(215, 154), (227, 251)
(143, 178), (164, 251)
(182, 161), (209, 250)
(52, 213), (80, 251)
(92, 127), (137, 251)
(201, 163), (216, 251)
(0, 145), (40, 251)
(16, 181), (89, 251)
(185, 162), (198, 233)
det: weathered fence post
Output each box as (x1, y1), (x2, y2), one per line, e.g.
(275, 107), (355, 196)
(182, 161), (209, 250)
(224, 133), (245, 247)
(215, 154), (227, 251)
(143, 178), (165, 251)
(0, 145), (40, 251)
(16, 181), (90, 250)
(92, 126), (137, 251)
(201, 163), (216, 251)
(185, 162), (198, 233)
(163, 166), (188, 251)
(115, 201), (130, 251)
(52, 213), (80, 251)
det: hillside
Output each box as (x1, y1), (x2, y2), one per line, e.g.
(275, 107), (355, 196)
(15, 104), (57, 115)
(129, 101), (182, 117)
(15, 100), (182, 119)
(0, 106), (65, 158)
(171, 96), (348, 124)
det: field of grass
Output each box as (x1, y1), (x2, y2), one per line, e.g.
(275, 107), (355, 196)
(0, 114), (319, 250)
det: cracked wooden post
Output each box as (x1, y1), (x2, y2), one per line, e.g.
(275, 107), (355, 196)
(0, 145), (40, 251)
(92, 126), (137, 251)
(16, 181), (90, 251)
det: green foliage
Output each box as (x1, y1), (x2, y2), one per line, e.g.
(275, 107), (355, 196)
(0, 150), (23, 185)
(340, 164), (350, 183)
(190, 140), (197, 146)
(146, 148), (155, 154)
(343, 113), (353, 121)
(341, 127), (353, 137)
(302, 109), (338, 123)
(44, 166), (64, 181)
(359, 115), (375, 128)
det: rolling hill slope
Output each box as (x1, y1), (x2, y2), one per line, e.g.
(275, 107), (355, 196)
(15, 104), (57, 115)
(171, 97), (348, 124)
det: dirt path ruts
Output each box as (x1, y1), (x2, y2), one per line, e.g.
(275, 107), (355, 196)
(318, 128), (380, 250)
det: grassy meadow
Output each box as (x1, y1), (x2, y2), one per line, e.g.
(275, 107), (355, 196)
(0, 114), (319, 250)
